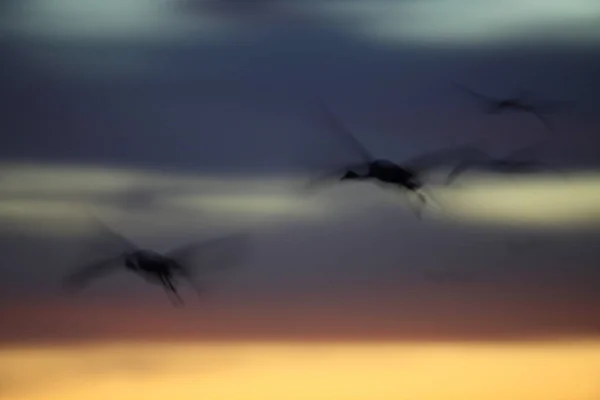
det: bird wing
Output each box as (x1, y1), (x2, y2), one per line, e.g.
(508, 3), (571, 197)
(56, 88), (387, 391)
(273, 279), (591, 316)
(299, 98), (376, 192)
(510, 89), (575, 113)
(85, 210), (139, 255)
(165, 234), (250, 275)
(313, 99), (375, 164)
(502, 140), (546, 162)
(499, 157), (567, 177)
(63, 255), (126, 292)
(403, 140), (487, 175)
(445, 161), (480, 185)
(535, 99), (576, 113)
(451, 82), (496, 106)
(445, 143), (548, 180)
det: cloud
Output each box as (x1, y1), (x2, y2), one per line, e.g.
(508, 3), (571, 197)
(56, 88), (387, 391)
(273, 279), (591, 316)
(0, 0), (329, 45)
(0, 162), (347, 236)
(0, 0), (246, 76)
(4, 0), (598, 47)
(314, 0), (600, 47)
(3, 0), (598, 77)
(1, 162), (600, 237)
(0, 0), (234, 43)
(430, 171), (600, 229)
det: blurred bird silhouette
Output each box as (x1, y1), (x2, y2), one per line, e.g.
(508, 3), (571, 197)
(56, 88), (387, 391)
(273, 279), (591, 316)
(444, 141), (564, 185)
(305, 100), (477, 218)
(453, 82), (573, 133)
(63, 213), (249, 306)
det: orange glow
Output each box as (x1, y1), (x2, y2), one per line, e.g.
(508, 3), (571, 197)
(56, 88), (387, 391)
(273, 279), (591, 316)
(1, 340), (599, 400)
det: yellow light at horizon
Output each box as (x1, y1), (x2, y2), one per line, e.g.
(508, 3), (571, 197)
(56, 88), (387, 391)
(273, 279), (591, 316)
(1, 340), (599, 400)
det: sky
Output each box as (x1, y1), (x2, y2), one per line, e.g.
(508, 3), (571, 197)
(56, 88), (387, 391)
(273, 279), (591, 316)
(1, 0), (600, 399)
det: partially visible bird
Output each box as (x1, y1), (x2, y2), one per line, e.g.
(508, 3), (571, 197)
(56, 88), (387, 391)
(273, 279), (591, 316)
(453, 82), (573, 133)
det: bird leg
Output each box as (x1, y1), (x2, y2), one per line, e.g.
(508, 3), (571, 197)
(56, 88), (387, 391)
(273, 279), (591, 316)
(405, 189), (427, 219)
(172, 264), (204, 300)
(161, 276), (184, 306)
(406, 187), (443, 219)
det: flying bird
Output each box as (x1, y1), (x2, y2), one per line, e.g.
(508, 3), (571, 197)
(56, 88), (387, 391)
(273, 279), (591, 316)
(305, 100), (478, 218)
(63, 214), (249, 306)
(453, 83), (573, 133)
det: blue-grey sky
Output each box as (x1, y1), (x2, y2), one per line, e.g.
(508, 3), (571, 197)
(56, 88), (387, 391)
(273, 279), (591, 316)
(0, 0), (600, 343)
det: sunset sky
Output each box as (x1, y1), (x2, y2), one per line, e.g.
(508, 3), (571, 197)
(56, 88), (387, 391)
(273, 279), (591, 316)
(1, 0), (600, 399)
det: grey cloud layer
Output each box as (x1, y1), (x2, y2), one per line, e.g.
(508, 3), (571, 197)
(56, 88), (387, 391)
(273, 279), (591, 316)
(3, 0), (599, 45)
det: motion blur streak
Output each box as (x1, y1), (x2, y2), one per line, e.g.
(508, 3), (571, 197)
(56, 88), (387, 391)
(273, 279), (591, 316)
(1, 164), (600, 234)
(1, 341), (599, 400)
(0, 163), (334, 235)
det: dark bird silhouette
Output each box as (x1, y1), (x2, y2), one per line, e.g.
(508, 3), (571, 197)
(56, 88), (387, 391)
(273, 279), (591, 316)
(63, 214), (249, 306)
(445, 141), (565, 185)
(453, 83), (573, 133)
(305, 100), (477, 218)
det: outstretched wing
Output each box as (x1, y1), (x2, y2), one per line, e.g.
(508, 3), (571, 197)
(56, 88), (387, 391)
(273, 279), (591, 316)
(84, 210), (139, 255)
(511, 90), (575, 113)
(535, 99), (576, 114)
(445, 160), (481, 185)
(313, 99), (375, 164)
(502, 138), (551, 163)
(166, 234), (250, 274)
(63, 255), (126, 292)
(503, 142), (539, 162)
(451, 82), (497, 106)
(403, 140), (487, 175)
(299, 99), (376, 193)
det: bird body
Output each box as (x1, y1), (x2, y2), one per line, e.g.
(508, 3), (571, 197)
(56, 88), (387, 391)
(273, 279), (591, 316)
(124, 250), (182, 286)
(341, 160), (422, 190)
(125, 250), (176, 274)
